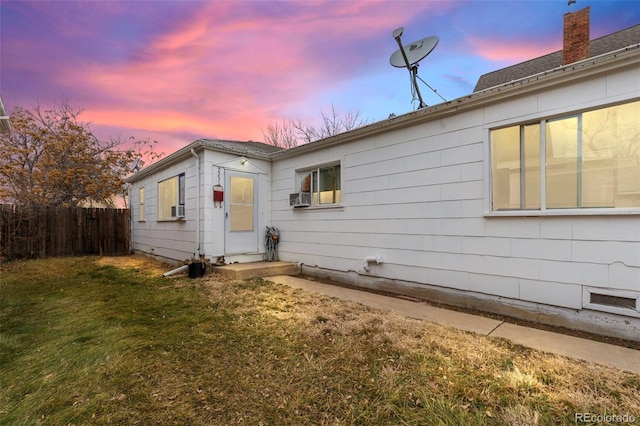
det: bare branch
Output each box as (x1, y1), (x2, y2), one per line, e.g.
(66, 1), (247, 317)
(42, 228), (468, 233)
(261, 104), (369, 148)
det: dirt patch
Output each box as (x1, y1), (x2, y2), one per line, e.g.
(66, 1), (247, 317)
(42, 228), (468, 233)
(95, 254), (172, 277)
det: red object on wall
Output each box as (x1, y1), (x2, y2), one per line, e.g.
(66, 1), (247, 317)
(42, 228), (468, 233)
(213, 187), (224, 202)
(213, 185), (224, 207)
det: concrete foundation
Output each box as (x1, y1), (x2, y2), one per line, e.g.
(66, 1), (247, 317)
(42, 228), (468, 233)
(300, 264), (640, 344)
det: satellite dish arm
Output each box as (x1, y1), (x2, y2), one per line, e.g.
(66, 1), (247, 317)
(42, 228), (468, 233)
(393, 34), (413, 71)
(410, 65), (427, 109)
(393, 34), (427, 109)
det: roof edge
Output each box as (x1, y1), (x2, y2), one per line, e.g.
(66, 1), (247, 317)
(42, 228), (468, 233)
(126, 138), (278, 183)
(126, 45), (639, 173)
(271, 44), (640, 160)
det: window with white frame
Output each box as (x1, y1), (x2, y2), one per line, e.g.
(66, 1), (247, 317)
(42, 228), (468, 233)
(298, 164), (341, 206)
(138, 187), (145, 221)
(491, 100), (640, 211)
(158, 173), (185, 219)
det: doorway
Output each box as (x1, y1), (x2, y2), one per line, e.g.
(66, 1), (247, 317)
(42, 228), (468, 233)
(224, 171), (258, 254)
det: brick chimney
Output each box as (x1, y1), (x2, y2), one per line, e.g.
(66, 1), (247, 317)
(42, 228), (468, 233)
(563, 6), (590, 65)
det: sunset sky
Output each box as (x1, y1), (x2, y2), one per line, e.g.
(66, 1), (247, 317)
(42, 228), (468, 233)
(2, 0), (638, 155)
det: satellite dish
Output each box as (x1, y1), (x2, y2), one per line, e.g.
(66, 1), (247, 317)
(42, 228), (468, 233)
(389, 27), (444, 109)
(130, 158), (141, 172)
(390, 36), (439, 68)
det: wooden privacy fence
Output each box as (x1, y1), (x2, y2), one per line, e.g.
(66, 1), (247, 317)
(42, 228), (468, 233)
(0, 204), (130, 259)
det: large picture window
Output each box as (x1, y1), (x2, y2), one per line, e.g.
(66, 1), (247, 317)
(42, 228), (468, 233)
(299, 164), (341, 206)
(158, 173), (185, 219)
(491, 100), (640, 211)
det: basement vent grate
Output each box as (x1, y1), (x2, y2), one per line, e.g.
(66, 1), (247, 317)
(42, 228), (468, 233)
(590, 293), (636, 309)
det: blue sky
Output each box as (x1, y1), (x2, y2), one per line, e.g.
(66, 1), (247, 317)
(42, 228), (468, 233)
(1, 0), (638, 154)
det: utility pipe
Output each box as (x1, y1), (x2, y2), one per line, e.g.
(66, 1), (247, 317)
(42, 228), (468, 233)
(190, 148), (201, 257)
(126, 182), (133, 254)
(363, 255), (383, 272)
(163, 264), (188, 277)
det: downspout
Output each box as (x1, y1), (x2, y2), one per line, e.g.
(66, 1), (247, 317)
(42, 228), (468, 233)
(190, 148), (201, 257)
(127, 183), (133, 254)
(162, 149), (201, 278)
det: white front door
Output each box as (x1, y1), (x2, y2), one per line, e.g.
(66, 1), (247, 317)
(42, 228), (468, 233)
(225, 171), (259, 254)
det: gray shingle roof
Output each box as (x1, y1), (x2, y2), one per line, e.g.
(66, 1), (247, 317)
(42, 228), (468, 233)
(199, 139), (283, 156)
(126, 138), (283, 183)
(473, 24), (640, 92)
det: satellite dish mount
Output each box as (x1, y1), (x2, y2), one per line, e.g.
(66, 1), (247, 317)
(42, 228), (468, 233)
(390, 27), (444, 109)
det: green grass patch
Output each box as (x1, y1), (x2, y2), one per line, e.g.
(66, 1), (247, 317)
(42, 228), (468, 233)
(1, 256), (639, 425)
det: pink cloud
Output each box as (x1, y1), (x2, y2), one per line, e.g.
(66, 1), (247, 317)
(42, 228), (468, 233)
(55, 1), (440, 144)
(467, 35), (562, 63)
(9, 1), (460, 152)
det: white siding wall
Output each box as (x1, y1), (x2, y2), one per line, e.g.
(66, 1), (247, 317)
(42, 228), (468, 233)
(130, 156), (199, 263)
(271, 64), (640, 316)
(130, 149), (273, 264)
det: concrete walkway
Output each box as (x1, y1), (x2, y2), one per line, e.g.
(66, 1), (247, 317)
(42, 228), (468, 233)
(266, 275), (640, 375)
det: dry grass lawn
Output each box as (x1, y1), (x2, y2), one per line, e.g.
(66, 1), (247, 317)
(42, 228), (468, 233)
(1, 255), (638, 425)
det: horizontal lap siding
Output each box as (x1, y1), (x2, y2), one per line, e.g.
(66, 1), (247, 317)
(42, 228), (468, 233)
(275, 116), (493, 293)
(130, 157), (198, 262)
(272, 65), (640, 309)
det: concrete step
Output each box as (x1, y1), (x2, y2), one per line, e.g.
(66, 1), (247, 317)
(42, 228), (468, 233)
(214, 261), (300, 280)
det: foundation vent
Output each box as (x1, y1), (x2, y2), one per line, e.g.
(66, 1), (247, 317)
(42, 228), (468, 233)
(590, 293), (636, 309)
(583, 287), (640, 318)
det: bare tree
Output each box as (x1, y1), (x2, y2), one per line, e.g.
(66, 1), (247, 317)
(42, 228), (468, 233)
(262, 104), (369, 148)
(261, 117), (302, 149)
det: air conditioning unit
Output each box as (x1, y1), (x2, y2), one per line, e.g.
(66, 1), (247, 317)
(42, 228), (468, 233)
(289, 192), (311, 208)
(171, 205), (185, 218)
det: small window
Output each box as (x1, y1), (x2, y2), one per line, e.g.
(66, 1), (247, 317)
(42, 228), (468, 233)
(158, 173), (185, 220)
(138, 187), (145, 221)
(298, 164), (341, 206)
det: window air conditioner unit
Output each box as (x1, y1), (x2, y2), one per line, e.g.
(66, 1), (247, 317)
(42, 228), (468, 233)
(289, 192), (311, 208)
(171, 205), (185, 218)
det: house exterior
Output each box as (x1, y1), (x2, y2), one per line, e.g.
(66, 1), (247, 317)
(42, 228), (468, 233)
(127, 11), (640, 342)
(126, 140), (281, 264)
(0, 95), (11, 133)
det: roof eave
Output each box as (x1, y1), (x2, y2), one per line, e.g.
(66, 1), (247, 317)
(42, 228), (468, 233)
(125, 138), (277, 183)
(126, 45), (639, 172)
(126, 140), (205, 183)
(271, 44), (640, 160)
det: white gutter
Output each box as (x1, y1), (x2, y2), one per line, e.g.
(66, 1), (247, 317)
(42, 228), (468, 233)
(126, 139), (275, 183)
(190, 148), (201, 257)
